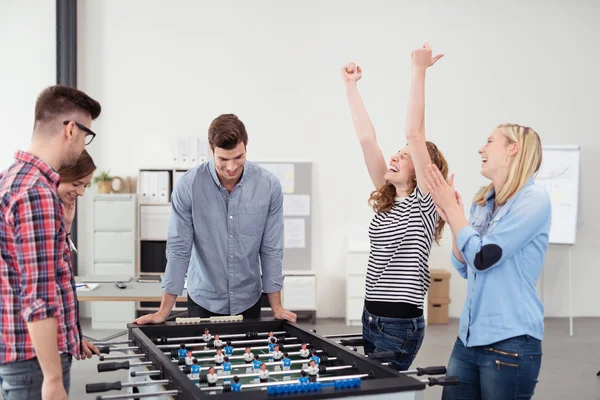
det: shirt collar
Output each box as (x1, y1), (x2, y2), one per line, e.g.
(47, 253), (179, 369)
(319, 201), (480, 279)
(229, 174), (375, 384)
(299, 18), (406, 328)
(14, 150), (60, 186)
(208, 159), (250, 189)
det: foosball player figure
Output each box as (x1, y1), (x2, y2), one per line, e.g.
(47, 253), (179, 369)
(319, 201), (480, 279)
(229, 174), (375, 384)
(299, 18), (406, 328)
(243, 347), (254, 373)
(224, 340), (234, 356)
(267, 331), (275, 344)
(213, 334), (223, 349)
(252, 354), (263, 383)
(307, 360), (319, 382)
(186, 350), (195, 366)
(178, 343), (187, 359)
(222, 356), (232, 381)
(258, 363), (269, 383)
(272, 345), (283, 371)
(310, 350), (320, 366)
(231, 376), (242, 392)
(214, 349), (224, 371)
(202, 328), (213, 342)
(207, 367), (219, 387)
(190, 358), (200, 379)
(299, 343), (310, 369)
(298, 370), (309, 384)
(282, 352), (292, 381)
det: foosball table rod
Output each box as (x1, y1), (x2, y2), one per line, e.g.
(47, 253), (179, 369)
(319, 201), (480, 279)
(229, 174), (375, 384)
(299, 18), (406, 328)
(199, 372), (372, 392)
(94, 346), (140, 354)
(180, 356), (341, 373)
(156, 328), (284, 344)
(174, 348), (324, 364)
(309, 330), (362, 339)
(163, 340), (306, 355)
(130, 370), (161, 378)
(158, 335), (297, 350)
(99, 354), (146, 361)
(86, 379), (170, 393)
(193, 364), (354, 383)
(90, 340), (133, 346)
(94, 390), (179, 400)
(97, 361), (154, 373)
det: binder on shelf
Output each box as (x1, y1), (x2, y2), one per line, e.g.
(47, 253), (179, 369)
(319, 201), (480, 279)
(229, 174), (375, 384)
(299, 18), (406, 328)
(157, 171), (170, 203)
(147, 171), (159, 203)
(140, 171), (150, 203)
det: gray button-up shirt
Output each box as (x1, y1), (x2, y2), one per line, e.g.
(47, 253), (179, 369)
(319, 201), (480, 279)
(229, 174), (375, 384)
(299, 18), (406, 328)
(161, 160), (284, 314)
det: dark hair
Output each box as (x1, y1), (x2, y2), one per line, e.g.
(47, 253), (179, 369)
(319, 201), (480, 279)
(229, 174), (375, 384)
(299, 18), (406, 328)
(34, 85), (101, 127)
(57, 150), (96, 183)
(208, 114), (248, 150)
(368, 141), (449, 245)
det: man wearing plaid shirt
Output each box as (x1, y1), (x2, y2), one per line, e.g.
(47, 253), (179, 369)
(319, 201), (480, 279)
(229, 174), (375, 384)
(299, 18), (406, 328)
(0, 85), (102, 400)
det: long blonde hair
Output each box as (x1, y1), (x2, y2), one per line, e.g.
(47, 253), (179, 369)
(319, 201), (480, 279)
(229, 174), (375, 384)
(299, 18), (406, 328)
(474, 124), (542, 207)
(368, 141), (448, 245)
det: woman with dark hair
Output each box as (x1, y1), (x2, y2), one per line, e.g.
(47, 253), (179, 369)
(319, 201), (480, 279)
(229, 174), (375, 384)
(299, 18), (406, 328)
(57, 149), (96, 252)
(341, 42), (447, 371)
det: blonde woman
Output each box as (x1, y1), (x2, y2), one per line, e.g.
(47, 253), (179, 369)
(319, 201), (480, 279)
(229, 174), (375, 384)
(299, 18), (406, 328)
(425, 124), (550, 399)
(342, 42), (447, 371)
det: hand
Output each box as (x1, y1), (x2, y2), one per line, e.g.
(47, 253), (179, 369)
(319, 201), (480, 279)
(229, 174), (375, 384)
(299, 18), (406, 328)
(411, 41), (443, 71)
(78, 338), (100, 360)
(341, 62), (362, 83)
(41, 377), (68, 400)
(434, 174), (463, 222)
(272, 308), (297, 324)
(425, 165), (461, 213)
(133, 312), (166, 325)
(63, 201), (75, 233)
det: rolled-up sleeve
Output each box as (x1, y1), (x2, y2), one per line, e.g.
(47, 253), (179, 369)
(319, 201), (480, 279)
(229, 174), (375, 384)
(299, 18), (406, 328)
(14, 189), (61, 322)
(163, 175), (194, 295)
(259, 180), (284, 293)
(451, 252), (468, 279)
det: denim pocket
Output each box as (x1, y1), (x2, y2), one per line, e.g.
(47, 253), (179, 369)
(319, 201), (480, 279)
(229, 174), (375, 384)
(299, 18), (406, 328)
(1, 373), (33, 398)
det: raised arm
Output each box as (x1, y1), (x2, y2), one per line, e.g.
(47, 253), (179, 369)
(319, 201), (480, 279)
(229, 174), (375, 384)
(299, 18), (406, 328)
(405, 42), (444, 194)
(342, 62), (388, 189)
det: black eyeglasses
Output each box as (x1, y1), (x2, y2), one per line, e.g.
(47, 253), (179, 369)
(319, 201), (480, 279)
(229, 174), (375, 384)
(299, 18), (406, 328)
(63, 121), (96, 145)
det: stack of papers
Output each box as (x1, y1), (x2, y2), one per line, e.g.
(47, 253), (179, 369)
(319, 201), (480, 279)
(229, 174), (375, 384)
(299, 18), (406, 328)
(76, 283), (98, 292)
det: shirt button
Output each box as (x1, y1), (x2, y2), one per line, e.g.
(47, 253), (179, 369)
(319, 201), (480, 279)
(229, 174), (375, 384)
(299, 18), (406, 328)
(229, 235), (233, 238)
(229, 216), (233, 219)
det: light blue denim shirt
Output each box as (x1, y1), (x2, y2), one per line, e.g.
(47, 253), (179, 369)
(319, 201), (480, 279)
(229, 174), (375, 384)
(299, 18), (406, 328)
(161, 160), (284, 315)
(451, 178), (551, 347)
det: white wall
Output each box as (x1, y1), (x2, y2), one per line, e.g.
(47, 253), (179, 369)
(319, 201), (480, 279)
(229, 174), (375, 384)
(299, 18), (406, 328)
(0, 0), (56, 169)
(77, 0), (600, 319)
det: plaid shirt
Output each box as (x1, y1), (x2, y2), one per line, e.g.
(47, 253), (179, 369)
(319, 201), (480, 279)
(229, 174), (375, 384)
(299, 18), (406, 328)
(0, 150), (81, 363)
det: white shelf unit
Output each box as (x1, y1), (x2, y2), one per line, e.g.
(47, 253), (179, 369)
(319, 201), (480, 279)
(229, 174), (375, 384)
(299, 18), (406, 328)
(345, 241), (428, 327)
(137, 168), (188, 317)
(92, 194), (137, 329)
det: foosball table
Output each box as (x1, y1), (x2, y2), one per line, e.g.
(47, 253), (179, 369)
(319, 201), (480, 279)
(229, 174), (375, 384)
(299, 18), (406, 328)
(88, 316), (458, 400)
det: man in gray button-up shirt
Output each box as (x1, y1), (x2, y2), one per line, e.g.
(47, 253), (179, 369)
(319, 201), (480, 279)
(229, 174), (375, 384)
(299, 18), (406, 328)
(134, 114), (296, 324)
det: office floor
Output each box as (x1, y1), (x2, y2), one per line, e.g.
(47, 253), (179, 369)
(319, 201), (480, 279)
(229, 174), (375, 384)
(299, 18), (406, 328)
(7, 318), (598, 400)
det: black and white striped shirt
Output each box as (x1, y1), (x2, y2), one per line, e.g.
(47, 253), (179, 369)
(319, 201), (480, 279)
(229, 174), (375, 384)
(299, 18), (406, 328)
(365, 187), (438, 316)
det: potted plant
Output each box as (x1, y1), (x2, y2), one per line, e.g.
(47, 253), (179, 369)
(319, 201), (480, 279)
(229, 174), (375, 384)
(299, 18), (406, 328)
(94, 170), (113, 194)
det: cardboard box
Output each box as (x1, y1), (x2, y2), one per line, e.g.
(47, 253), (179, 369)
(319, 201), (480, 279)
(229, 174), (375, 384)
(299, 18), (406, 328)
(429, 269), (451, 299)
(428, 297), (451, 324)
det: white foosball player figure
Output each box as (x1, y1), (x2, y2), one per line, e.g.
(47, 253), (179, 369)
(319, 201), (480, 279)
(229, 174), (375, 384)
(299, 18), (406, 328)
(307, 360), (319, 382)
(202, 328), (213, 342)
(299, 343), (310, 369)
(282, 352), (292, 381)
(214, 349), (224, 372)
(213, 334), (223, 349)
(252, 354), (262, 383)
(258, 364), (269, 383)
(190, 358), (200, 379)
(207, 367), (218, 387)
(185, 350), (194, 366)
(243, 347), (254, 374)
(272, 345), (283, 371)
(267, 331), (275, 344)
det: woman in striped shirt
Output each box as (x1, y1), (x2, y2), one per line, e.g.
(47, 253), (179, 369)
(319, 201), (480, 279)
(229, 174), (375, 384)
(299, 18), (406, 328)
(342, 42), (449, 370)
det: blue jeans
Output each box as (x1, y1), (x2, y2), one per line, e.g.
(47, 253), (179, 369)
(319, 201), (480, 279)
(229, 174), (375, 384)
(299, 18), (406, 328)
(442, 335), (542, 400)
(0, 354), (72, 400)
(362, 307), (425, 371)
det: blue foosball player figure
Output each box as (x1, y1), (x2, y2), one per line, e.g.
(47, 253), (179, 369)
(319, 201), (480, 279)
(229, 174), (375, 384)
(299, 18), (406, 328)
(222, 356), (232, 382)
(310, 351), (320, 366)
(190, 358), (200, 378)
(231, 376), (242, 392)
(178, 343), (187, 359)
(224, 341), (234, 356)
(298, 370), (309, 384)
(282, 352), (292, 380)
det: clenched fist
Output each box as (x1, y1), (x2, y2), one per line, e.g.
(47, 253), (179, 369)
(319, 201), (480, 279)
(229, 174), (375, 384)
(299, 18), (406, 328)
(341, 62), (362, 83)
